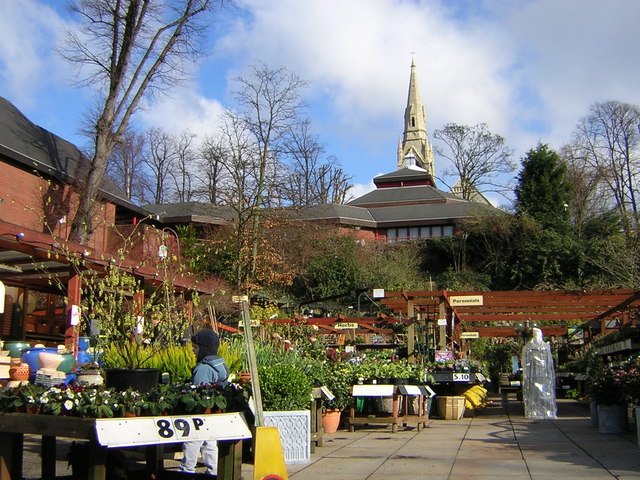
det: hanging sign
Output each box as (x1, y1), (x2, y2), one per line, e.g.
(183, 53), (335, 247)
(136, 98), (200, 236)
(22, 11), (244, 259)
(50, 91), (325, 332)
(450, 295), (484, 306)
(69, 305), (81, 326)
(460, 332), (480, 339)
(334, 322), (358, 330)
(95, 412), (251, 448)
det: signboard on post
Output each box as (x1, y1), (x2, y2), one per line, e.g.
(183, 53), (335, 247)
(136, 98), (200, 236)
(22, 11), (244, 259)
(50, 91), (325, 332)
(450, 295), (484, 306)
(334, 322), (358, 330)
(460, 332), (480, 339)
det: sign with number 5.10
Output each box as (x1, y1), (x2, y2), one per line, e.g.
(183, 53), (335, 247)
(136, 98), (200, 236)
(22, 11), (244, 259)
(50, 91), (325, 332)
(95, 413), (252, 448)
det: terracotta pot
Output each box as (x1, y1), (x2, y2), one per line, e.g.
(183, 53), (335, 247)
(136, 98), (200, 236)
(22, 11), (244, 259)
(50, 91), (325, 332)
(9, 362), (30, 381)
(322, 409), (342, 434)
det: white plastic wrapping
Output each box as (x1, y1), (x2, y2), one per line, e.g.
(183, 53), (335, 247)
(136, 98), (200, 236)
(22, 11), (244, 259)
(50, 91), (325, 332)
(522, 328), (557, 419)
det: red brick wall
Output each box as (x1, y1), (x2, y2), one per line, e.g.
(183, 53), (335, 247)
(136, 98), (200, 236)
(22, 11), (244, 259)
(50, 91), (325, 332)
(0, 159), (115, 250)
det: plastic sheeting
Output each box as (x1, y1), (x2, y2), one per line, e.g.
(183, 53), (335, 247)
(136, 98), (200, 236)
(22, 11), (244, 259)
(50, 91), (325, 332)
(522, 328), (557, 419)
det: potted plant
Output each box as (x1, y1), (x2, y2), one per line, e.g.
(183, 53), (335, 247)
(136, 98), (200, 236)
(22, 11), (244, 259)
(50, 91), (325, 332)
(321, 362), (354, 433)
(588, 365), (629, 433)
(79, 259), (198, 392)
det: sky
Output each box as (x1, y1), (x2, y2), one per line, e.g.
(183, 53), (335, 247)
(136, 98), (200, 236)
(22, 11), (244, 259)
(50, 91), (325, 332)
(1, 0), (639, 208)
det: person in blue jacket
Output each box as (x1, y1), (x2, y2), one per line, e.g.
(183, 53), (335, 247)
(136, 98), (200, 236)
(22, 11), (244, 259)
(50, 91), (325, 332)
(180, 329), (230, 476)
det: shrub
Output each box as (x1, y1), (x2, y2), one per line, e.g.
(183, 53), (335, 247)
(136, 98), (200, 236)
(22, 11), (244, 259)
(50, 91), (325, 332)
(258, 363), (312, 411)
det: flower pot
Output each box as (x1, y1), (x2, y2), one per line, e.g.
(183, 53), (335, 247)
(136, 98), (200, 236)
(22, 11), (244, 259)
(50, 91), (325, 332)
(104, 368), (160, 393)
(9, 362), (30, 381)
(21, 347), (57, 374)
(38, 351), (63, 370)
(4, 341), (30, 358)
(57, 353), (76, 373)
(322, 409), (342, 434)
(597, 403), (627, 434)
(76, 370), (103, 386)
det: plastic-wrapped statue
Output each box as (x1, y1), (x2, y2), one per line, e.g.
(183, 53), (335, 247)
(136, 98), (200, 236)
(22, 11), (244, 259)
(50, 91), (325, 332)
(521, 328), (557, 419)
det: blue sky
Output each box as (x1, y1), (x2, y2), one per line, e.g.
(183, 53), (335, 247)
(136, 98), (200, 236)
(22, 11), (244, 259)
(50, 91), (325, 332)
(1, 0), (639, 207)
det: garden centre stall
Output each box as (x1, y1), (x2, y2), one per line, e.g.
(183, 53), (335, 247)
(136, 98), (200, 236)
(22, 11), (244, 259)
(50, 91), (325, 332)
(0, 411), (251, 480)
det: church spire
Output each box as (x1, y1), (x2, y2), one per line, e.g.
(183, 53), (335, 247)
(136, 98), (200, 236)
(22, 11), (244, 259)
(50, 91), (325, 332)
(397, 59), (435, 177)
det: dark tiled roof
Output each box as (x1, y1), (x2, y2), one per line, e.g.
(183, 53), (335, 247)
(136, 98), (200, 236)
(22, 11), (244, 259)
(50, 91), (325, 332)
(295, 204), (376, 226)
(348, 185), (463, 206)
(368, 201), (495, 226)
(0, 96), (143, 213)
(373, 167), (432, 184)
(144, 202), (237, 224)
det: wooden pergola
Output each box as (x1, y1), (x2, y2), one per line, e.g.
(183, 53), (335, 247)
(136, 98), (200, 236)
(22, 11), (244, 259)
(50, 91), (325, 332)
(380, 289), (640, 343)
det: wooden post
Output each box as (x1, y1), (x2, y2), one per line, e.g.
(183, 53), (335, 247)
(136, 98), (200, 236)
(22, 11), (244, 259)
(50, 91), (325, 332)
(240, 300), (264, 426)
(439, 298), (446, 349)
(407, 299), (415, 363)
(66, 272), (82, 357)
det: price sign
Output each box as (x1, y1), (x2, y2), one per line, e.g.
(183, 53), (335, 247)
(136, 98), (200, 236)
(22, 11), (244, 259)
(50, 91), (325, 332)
(95, 412), (251, 448)
(452, 373), (471, 382)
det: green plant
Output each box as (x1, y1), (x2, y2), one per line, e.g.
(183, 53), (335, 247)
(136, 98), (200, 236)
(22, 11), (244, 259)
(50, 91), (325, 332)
(258, 362), (313, 411)
(588, 366), (627, 405)
(321, 362), (355, 411)
(146, 344), (196, 384)
(78, 254), (199, 369)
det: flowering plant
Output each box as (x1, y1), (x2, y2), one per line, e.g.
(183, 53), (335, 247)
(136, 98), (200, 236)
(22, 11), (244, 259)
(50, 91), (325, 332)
(587, 366), (628, 405)
(0, 381), (248, 417)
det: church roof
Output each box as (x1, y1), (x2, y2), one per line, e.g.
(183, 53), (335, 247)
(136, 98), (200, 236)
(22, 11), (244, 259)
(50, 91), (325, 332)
(296, 204), (376, 226)
(373, 167), (432, 184)
(348, 185), (463, 207)
(367, 201), (494, 226)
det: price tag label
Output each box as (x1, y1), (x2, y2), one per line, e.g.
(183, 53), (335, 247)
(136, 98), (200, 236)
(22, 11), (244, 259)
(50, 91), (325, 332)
(452, 373), (471, 382)
(95, 412), (251, 448)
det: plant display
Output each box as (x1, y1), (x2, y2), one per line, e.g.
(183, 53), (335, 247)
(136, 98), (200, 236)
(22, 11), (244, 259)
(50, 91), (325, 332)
(587, 366), (628, 405)
(321, 362), (355, 411)
(80, 260), (198, 369)
(0, 382), (248, 418)
(258, 362), (313, 411)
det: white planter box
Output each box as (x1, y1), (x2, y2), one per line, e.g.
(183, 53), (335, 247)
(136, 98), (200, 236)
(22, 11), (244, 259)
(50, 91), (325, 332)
(264, 410), (310, 464)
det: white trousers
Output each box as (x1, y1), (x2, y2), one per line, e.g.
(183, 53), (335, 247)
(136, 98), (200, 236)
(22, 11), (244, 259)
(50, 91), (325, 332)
(180, 440), (218, 475)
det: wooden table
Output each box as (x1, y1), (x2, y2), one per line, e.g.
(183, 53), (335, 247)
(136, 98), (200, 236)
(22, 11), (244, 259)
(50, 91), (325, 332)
(347, 384), (429, 433)
(0, 412), (251, 480)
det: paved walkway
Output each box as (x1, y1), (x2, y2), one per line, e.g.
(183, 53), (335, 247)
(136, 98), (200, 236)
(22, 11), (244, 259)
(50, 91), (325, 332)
(270, 396), (640, 480)
(21, 395), (640, 479)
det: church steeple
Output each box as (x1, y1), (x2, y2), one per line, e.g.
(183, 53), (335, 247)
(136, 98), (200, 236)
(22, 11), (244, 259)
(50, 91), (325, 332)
(397, 59), (435, 178)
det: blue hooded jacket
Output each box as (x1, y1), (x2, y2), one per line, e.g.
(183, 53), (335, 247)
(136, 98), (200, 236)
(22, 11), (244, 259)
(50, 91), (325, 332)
(192, 355), (230, 386)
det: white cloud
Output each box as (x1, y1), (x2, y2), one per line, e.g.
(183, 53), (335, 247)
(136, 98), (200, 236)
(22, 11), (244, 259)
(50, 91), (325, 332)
(0, 1), (70, 106)
(346, 179), (377, 202)
(139, 87), (226, 141)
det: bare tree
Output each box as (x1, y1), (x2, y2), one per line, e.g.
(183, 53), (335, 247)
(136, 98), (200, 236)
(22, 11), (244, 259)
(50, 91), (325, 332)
(60, 0), (214, 243)
(168, 130), (198, 202)
(229, 62), (308, 284)
(106, 130), (149, 204)
(571, 100), (640, 232)
(560, 143), (611, 236)
(196, 135), (228, 204)
(433, 123), (515, 201)
(145, 127), (176, 204)
(281, 119), (352, 206)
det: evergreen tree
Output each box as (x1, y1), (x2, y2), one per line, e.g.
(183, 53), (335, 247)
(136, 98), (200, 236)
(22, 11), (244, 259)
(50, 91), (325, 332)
(515, 143), (572, 232)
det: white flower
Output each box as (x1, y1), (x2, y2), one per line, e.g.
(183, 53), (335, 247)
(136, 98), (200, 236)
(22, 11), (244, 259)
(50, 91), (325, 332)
(64, 400), (74, 411)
